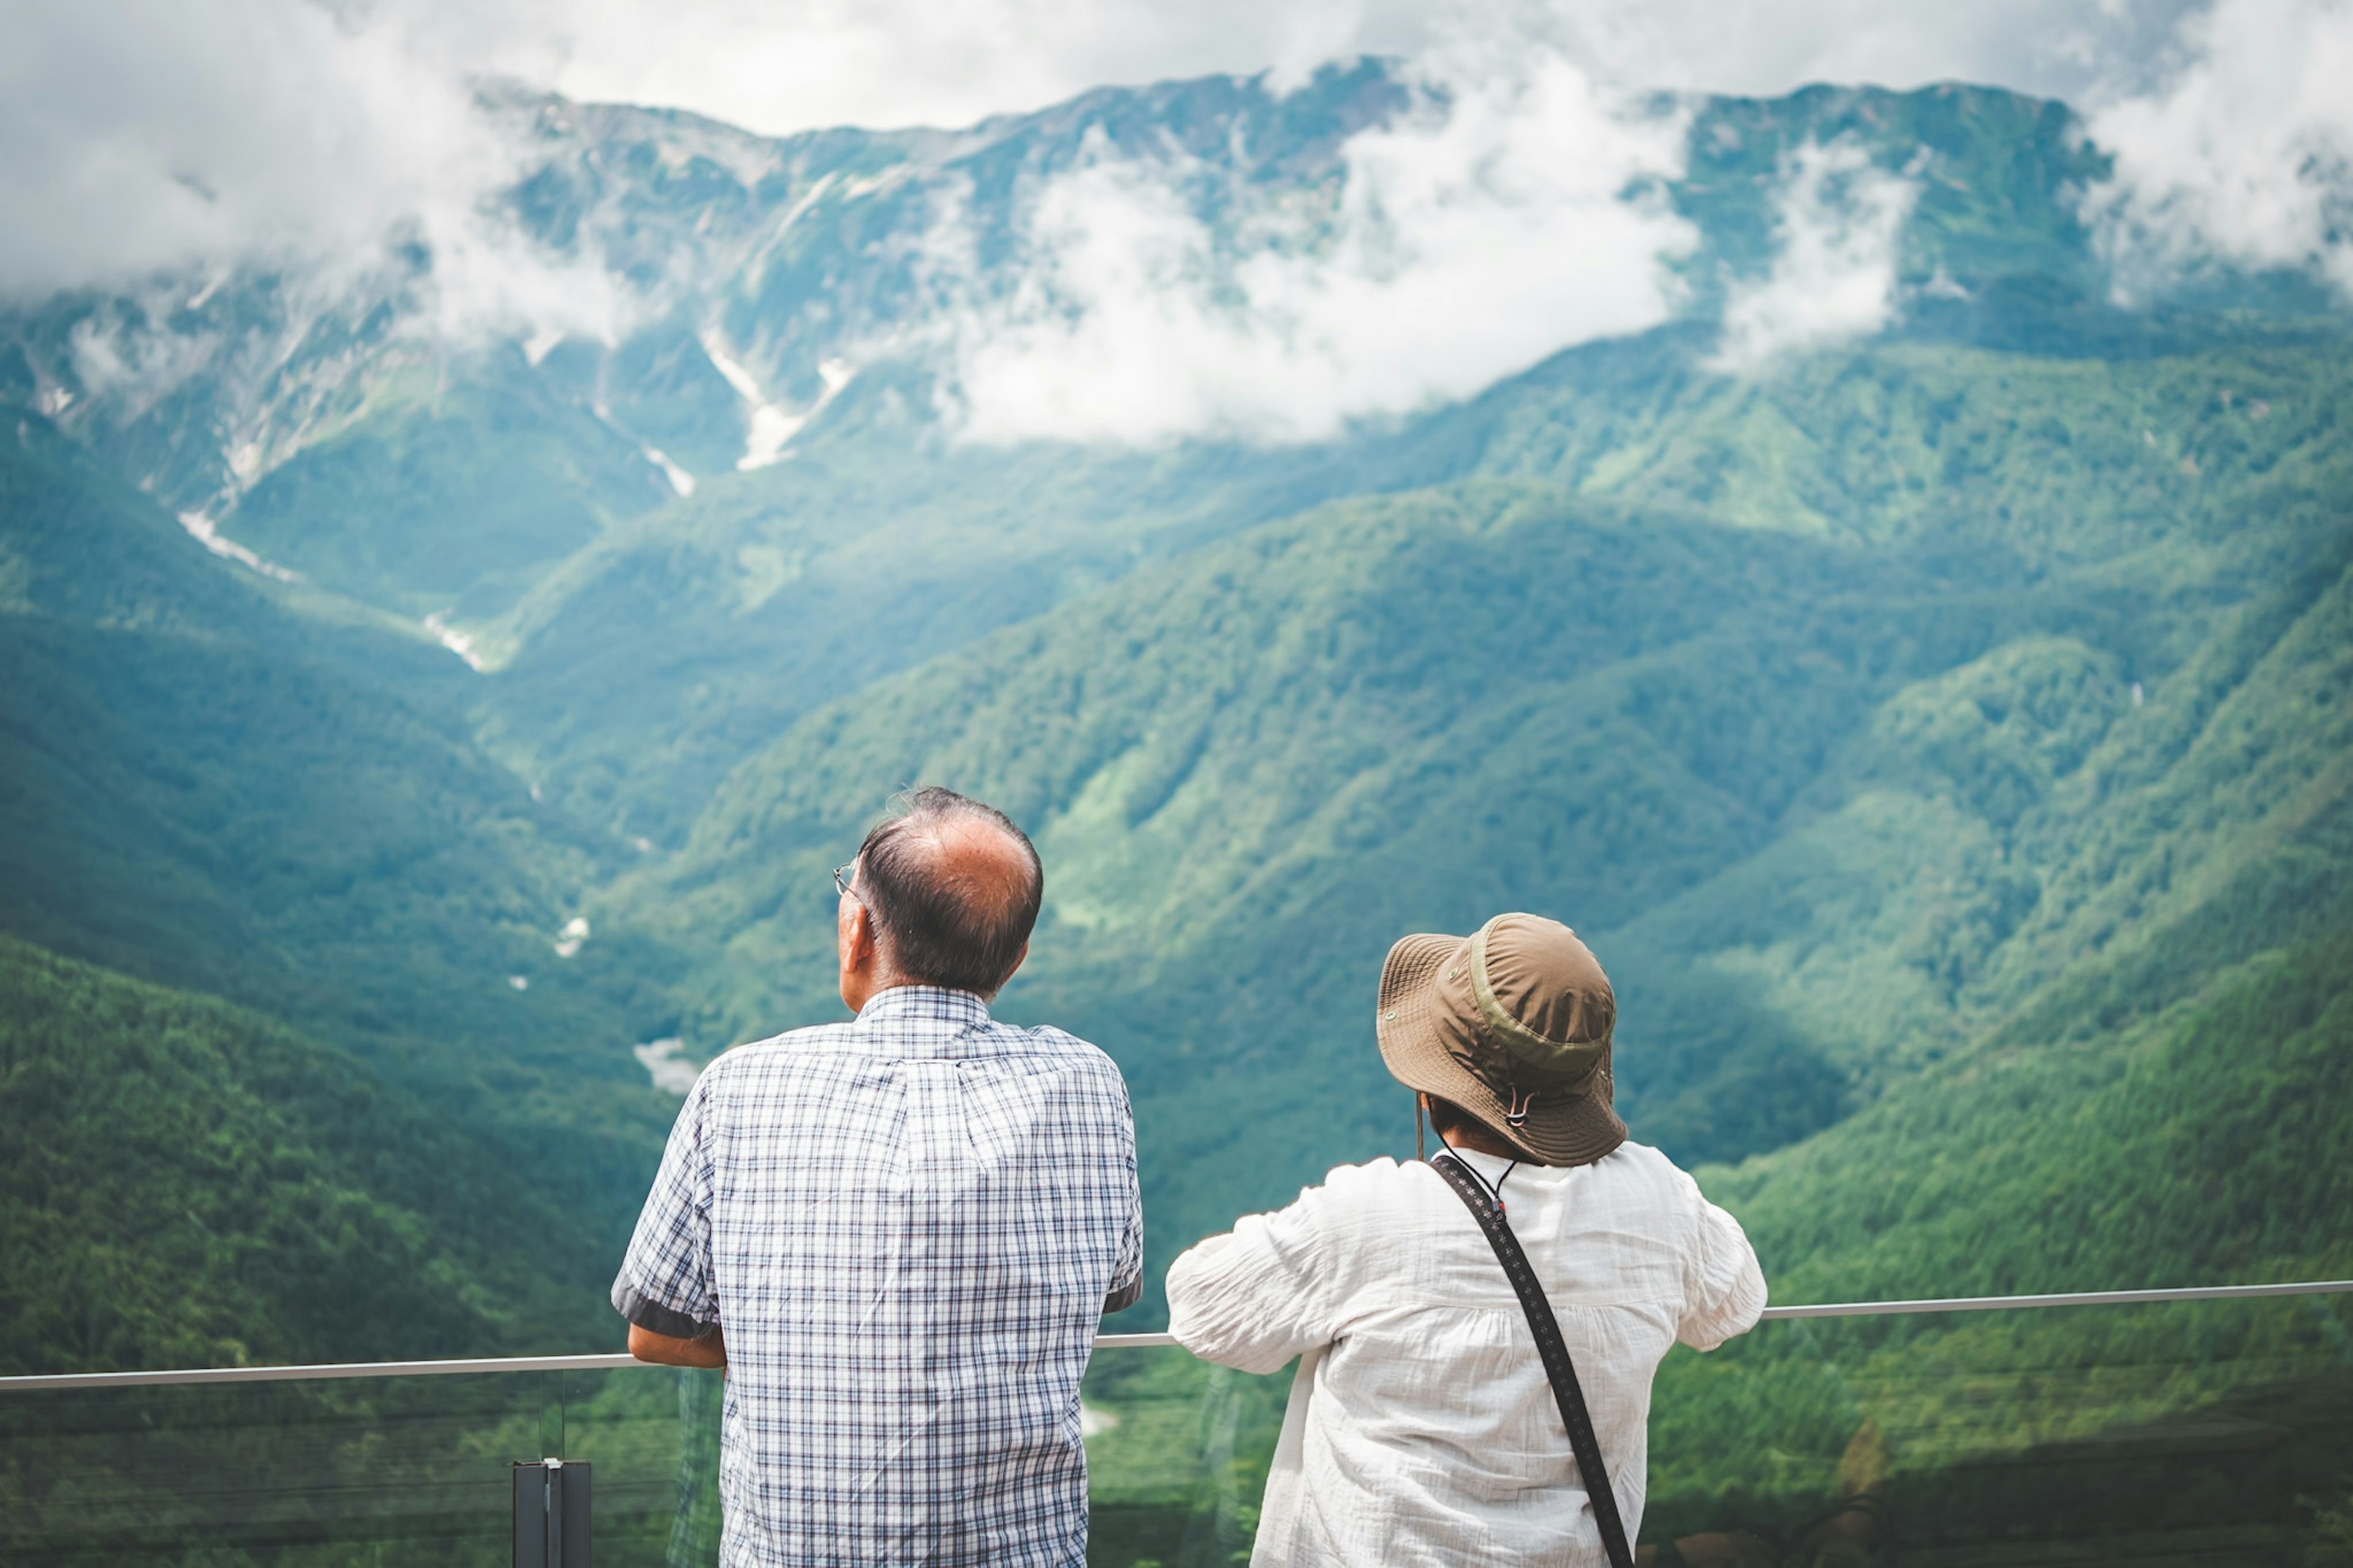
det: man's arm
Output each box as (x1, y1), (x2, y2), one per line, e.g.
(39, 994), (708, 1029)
(612, 1070), (724, 1357)
(629, 1321), (727, 1368)
(1102, 1070), (1145, 1314)
(1101, 1162), (1142, 1313)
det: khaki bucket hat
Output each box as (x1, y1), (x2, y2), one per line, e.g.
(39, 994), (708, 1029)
(1377, 912), (1627, 1167)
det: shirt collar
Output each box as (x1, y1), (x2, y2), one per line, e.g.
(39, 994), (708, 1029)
(1435, 1140), (1521, 1178)
(855, 984), (994, 1029)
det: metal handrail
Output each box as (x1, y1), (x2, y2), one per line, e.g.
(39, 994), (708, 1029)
(3, 1279), (2346, 1393)
(1754, 1278), (2353, 1320)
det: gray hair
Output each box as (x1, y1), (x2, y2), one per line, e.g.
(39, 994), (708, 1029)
(854, 787), (1042, 998)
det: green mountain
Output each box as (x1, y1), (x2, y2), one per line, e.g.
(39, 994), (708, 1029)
(0, 411), (685, 1273)
(631, 326), (2353, 1312)
(0, 58), (2346, 1458)
(225, 347), (678, 623)
(0, 935), (613, 1372)
(2, 75), (2124, 851)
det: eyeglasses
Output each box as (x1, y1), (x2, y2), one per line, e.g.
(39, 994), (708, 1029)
(832, 862), (863, 905)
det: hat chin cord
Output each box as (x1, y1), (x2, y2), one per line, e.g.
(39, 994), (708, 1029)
(1416, 1086), (1539, 1165)
(1423, 1102), (1524, 1214)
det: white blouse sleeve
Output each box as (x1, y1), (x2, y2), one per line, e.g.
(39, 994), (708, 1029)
(1165, 1181), (1341, 1376)
(1678, 1182), (1768, 1351)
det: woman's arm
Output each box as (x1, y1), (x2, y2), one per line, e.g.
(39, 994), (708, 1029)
(1166, 1178), (1344, 1374)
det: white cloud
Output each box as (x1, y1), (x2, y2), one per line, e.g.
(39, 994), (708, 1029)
(0, 0), (2216, 300)
(464, 0), (1436, 137)
(932, 50), (1696, 444)
(4, 0), (2341, 449)
(1708, 139), (1920, 375)
(0, 1), (457, 292)
(458, 0), (2200, 139)
(0, 0), (631, 344)
(2082, 0), (2353, 298)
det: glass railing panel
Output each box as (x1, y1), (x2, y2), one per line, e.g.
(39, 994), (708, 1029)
(1077, 1290), (2353, 1567)
(1646, 1291), (2353, 1564)
(1082, 1344), (1290, 1568)
(582, 1349), (1302, 1568)
(556, 1363), (724, 1567)
(0, 1363), (721, 1568)
(0, 1354), (1282, 1568)
(0, 1373), (547, 1565)
(5, 1288), (2344, 1566)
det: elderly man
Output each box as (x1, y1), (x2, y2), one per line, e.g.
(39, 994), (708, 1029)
(613, 787), (1142, 1567)
(1166, 913), (1764, 1568)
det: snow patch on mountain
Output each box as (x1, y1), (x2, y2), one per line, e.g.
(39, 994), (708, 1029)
(553, 915), (591, 958)
(643, 446), (696, 496)
(700, 330), (855, 469)
(422, 610), (487, 670)
(176, 510), (301, 581)
(633, 1037), (700, 1096)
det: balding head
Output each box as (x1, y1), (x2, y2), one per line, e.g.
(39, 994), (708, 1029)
(852, 787), (1043, 999)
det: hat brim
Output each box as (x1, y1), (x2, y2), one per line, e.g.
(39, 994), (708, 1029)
(1377, 932), (1627, 1167)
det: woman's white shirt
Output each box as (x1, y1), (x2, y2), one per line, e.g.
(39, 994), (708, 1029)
(1164, 1142), (1766, 1567)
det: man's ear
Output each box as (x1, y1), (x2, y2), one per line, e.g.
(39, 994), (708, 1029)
(841, 901), (877, 966)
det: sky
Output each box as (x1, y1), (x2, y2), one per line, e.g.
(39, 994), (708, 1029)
(2, 0), (2348, 444)
(469, 0), (2203, 139)
(0, 0), (2321, 294)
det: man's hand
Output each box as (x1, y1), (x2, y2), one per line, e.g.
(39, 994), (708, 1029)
(629, 1321), (727, 1368)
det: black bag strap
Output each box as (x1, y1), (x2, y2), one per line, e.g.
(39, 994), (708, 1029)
(1431, 1151), (1635, 1568)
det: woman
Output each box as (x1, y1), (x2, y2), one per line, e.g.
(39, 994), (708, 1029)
(1166, 913), (1766, 1567)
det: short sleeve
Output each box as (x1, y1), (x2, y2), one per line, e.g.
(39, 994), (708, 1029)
(612, 1069), (719, 1339)
(1678, 1182), (1767, 1351)
(1105, 1081), (1145, 1312)
(1164, 1177), (1342, 1375)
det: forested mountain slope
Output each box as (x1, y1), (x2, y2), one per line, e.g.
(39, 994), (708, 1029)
(1718, 531), (2353, 1298)
(0, 57), (2346, 1381)
(5, 77), (2124, 847)
(0, 937), (614, 1372)
(634, 327), (2353, 1314)
(0, 415), (682, 1273)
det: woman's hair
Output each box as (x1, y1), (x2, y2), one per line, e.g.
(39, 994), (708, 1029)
(1425, 1094), (1539, 1161)
(1425, 1095), (1477, 1139)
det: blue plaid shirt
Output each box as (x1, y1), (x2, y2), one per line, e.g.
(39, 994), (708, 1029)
(613, 987), (1142, 1567)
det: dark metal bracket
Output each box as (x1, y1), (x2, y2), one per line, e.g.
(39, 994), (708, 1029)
(513, 1458), (591, 1567)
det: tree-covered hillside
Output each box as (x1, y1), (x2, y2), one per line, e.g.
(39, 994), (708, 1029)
(0, 936), (614, 1372)
(0, 58), (2345, 1405)
(0, 414), (685, 1286)
(634, 326), (2353, 1317)
(4, 77), (2139, 853)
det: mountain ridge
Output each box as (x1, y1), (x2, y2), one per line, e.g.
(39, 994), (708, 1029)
(616, 322), (2351, 1319)
(0, 62), (2346, 1378)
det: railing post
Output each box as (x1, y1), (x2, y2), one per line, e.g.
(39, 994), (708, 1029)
(513, 1457), (591, 1566)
